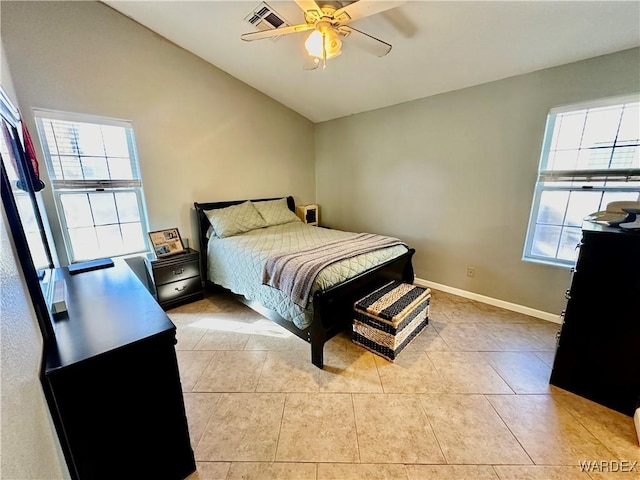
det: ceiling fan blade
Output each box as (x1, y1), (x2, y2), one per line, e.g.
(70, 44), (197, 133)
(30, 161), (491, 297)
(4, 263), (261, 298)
(303, 57), (320, 70)
(339, 26), (392, 57)
(333, 1), (406, 24)
(294, 0), (324, 21)
(241, 23), (313, 42)
(381, 8), (417, 38)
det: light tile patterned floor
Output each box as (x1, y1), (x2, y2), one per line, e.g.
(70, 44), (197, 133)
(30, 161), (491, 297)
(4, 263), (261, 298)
(168, 289), (639, 480)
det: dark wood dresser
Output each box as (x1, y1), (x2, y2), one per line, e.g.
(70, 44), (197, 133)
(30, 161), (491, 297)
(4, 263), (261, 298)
(43, 259), (196, 479)
(550, 222), (640, 416)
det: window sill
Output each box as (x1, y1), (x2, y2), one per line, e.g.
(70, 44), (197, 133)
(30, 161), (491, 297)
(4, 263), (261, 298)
(521, 256), (574, 269)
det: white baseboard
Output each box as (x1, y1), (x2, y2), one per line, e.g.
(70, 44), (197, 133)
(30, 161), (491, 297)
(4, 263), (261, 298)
(414, 277), (561, 324)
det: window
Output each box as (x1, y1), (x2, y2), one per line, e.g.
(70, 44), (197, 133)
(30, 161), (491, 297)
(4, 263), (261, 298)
(34, 110), (150, 263)
(523, 95), (640, 267)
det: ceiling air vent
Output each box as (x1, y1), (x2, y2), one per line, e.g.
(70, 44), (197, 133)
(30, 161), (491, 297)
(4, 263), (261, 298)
(243, 2), (290, 42)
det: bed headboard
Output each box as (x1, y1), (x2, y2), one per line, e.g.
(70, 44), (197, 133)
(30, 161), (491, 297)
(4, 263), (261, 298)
(193, 196), (295, 284)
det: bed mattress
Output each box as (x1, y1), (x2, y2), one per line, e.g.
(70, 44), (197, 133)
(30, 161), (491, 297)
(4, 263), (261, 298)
(206, 222), (409, 330)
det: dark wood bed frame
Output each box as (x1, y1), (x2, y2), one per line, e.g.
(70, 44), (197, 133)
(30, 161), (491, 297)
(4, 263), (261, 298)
(193, 196), (416, 369)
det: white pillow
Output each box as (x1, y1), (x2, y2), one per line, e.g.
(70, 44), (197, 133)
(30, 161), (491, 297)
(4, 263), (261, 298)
(205, 201), (266, 238)
(253, 198), (301, 227)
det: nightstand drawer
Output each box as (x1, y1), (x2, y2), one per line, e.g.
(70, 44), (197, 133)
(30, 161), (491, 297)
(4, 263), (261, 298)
(153, 260), (200, 286)
(157, 276), (202, 304)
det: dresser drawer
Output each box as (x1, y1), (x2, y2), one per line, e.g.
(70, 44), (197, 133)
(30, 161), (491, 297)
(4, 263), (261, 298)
(153, 260), (200, 286)
(157, 276), (202, 304)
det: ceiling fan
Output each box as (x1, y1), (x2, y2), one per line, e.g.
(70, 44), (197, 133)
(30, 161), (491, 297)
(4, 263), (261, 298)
(241, 0), (405, 70)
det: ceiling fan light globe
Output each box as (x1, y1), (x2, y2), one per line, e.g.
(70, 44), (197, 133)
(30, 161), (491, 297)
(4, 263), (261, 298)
(324, 29), (342, 57)
(325, 50), (341, 60)
(304, 30), (324, 58)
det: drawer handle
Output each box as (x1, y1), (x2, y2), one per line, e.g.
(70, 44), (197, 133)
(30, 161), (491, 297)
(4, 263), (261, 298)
(565, 289), (571, 300)
(175, 285), (187, 292)
(173, 268), (184, 275)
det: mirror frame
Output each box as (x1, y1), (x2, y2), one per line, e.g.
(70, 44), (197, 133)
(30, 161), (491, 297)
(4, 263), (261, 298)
(1, 86), (56, 343)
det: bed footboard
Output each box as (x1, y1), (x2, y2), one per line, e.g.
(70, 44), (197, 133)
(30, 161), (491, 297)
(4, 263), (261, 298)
(309, 247), (415, 368)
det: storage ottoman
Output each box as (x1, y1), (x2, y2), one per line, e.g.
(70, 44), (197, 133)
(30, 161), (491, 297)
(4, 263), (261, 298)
(352, 280), (431, 361)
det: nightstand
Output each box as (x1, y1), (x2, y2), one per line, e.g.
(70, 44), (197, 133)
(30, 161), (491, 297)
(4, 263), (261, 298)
(296, 204), (319, 226)
(144, 247), (204, 310)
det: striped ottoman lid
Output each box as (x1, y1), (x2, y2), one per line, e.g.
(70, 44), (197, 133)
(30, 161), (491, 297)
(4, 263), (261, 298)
(354, 280), (430, 328)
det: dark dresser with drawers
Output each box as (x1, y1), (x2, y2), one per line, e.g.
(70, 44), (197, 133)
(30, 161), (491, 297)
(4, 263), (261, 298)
(550, 222), (640, 416)
(44, 259), (195, 479)
(144, 248), (204, 310)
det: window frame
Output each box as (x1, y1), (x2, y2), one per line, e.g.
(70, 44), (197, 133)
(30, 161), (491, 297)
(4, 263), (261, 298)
(34, 109), (151, 263)
(523, 94), (640, 268)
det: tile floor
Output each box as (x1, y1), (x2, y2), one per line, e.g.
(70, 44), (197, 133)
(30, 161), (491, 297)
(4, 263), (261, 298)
(168, 289), (639, 480)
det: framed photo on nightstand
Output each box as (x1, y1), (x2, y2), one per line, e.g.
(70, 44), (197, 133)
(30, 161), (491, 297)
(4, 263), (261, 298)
(148, 228), (185, 258)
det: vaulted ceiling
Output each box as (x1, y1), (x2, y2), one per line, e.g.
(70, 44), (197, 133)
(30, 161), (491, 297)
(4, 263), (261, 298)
(104, 1), (640, 123)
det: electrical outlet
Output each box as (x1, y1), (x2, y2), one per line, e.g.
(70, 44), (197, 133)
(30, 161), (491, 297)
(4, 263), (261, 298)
(467, 266), (476, 278)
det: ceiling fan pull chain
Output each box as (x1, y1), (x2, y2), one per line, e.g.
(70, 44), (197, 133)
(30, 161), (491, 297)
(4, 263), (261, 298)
(322, 31), (327, 70)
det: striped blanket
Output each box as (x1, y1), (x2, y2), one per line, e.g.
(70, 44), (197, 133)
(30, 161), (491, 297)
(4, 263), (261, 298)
(262, 233), (407, 308)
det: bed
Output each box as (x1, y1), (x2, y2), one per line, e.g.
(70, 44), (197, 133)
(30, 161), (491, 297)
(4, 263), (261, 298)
(193, 196), (415, 369)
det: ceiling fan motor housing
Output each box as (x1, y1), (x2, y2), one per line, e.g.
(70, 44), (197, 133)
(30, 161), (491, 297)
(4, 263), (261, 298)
(316, 20), (342, 57)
